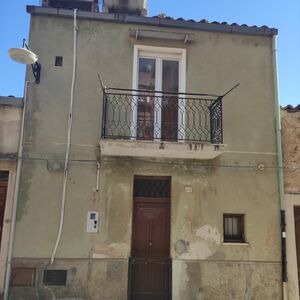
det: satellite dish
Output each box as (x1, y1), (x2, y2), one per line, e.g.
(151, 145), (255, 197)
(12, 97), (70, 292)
(8, 48), (38, 65)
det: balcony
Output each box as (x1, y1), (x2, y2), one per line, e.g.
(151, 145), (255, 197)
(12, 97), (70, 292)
(99, 87), (226, 160)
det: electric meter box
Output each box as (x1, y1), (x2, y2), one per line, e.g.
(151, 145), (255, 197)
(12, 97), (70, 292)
(86, 211), (99, 233)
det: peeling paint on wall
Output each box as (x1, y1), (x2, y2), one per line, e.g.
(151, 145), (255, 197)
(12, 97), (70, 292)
(176, 225), (221, 260)
(196, 225), (221, 244)
(174, 239), (189, 255)
(181, 241), (213, 260)
(92, 243), (129, 258)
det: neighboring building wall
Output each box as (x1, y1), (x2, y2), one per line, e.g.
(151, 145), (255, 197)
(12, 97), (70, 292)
(0, 97), (23, 296)
(0, 97), (23, 158)
(9, 8), (282, 300)
(282, 106), (300, 300)
(282, 107), (300, 194)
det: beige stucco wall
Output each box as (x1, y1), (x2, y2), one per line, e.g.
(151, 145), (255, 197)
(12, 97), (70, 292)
(282, 109), (300, 194)
(0, 162), (17, 295)
(10, 12), (282, 299)
(282, 108), (300, 300)
(286, 194), (300, 300)
(0, 100), (22, 155)
(0, 100), (22, 295)
(22, 16), (277, 158)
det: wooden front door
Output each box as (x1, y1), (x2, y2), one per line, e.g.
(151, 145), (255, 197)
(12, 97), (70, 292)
(0, 181), (8, 250)
(294, 206), (300, 294)
(130, 176), (171, 300)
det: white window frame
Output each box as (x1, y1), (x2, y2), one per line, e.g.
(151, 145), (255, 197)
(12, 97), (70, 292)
(132, 45), (186, 140)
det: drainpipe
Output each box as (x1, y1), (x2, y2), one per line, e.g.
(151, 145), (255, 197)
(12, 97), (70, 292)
(3, 80), (35, 300)
(272, 36), (287, 298)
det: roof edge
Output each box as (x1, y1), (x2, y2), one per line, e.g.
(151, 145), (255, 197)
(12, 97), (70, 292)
(0, 96), (24, 108)
(0, 153), (18, 160)
(26, 6), (278, 37)
(281, 105), (300, 112)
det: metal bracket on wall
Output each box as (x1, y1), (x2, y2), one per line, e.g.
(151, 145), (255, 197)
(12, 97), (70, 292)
(22, 39), (41, 84)
(129, 28), (195, 44)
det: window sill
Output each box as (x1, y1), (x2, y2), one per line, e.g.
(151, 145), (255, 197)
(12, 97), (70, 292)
(222, 242), (249, 246)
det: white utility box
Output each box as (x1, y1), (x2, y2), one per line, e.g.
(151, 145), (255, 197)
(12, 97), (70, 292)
(86, 211), (99, 233)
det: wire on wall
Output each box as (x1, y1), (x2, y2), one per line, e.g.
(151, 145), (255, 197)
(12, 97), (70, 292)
(50, 8), (78, 265)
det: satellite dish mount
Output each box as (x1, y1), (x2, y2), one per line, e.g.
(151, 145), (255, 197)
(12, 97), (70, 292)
(8, 39), (41, 84)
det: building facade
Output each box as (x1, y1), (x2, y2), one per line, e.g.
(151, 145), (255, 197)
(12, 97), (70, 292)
(0, 96), (23, 298)
(282, 106), (300, 300)
(4, 1), (283, 299)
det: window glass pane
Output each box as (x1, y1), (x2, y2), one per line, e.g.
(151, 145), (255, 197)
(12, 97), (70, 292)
(137, 58), (156, 140)
(138, 58), (156, 90)
(231, 217), (238, 235)
(225, 219), (229, 235)
(161, 60), (179, 141)
(162, 60), (179, 93)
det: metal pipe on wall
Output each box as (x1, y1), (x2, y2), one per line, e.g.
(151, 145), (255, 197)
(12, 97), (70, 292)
(272, 36), (287, 299)
(96, 163), (100, 192)
(3, 80), (35, 300)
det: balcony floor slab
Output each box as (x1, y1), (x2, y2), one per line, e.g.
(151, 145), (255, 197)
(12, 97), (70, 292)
(99, 139), (225, 160)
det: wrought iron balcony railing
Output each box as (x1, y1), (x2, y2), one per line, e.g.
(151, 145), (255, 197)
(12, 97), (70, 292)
(101, 87), (223, 144)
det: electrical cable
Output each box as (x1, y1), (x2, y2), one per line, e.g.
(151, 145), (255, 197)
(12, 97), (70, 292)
(50, 8), (77, 265)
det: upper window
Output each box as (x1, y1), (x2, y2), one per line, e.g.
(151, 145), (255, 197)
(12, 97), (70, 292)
(133, 46), (186, 141)
(0, 171), (9, 181)
(54, 56), (63, 67)
(223, 214), (245, 243)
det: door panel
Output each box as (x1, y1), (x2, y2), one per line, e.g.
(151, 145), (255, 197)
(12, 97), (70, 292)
(0, 182), (8, 250)
(294, 206), (300, 294)
(130, 177), (171, 300)
(132, 202), (170, 258)
(130, 258), (171, 300)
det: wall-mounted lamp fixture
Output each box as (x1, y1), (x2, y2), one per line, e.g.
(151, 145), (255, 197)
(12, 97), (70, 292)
(8, 39), (41, 84)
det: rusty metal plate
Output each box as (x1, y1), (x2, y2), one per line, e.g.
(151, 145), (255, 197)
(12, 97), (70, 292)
(11, 268), (36, 286)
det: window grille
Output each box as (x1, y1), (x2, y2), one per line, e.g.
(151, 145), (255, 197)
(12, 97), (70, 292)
(223, 214), (245, 243)
(133, 176), (171, 198)
(43, 270), (67, 286)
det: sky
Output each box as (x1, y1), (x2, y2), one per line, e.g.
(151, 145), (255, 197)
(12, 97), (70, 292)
(0, 0), (299, 106)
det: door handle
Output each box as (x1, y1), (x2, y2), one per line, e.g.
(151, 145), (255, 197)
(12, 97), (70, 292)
(149, 241), (153, 246)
